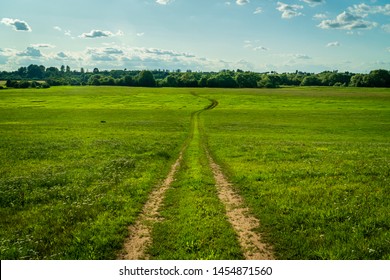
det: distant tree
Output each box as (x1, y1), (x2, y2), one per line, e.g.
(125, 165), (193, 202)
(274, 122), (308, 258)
(350, 74), (366, 87)
(18, 81), (31, 88)
(93, 68), (100, 74)
(123, 75), (134, 86)
(300, 75), (321, 86)
(258, 74), (279, 88)
(102, 76), (115, 86)
(80, 68), (85, 74)
(178, 73), (198, 87)
(17, 67), (27, 78)
(137, 70), (156, 87)
(235, 72), (259, 88)
(66, 65), (71, 73)
(88, 75), (101, 86)
(198, 75), (208, 87)
(206, 76), (218, 88)
(60, 65), (65, 73)
(46, 67), (60, 78)
(365, 69), (390, 87)
(6, 80), (13, 88)
(164, 75), (178, 87)
(215, 72), (238, 88)
(27, 64), (45, 79)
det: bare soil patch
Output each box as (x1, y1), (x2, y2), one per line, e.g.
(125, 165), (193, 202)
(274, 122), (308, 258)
(207, 152), (275, 260)
(118, 152), (183, 260)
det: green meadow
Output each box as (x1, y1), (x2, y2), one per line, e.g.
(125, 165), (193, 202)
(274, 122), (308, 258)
(0, 87), (205, 259)
(0, 86), (389, 260)
(200, 87), (390, 259)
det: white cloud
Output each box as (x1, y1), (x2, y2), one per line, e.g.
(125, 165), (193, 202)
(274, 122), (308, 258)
(293, 54), (311, 59)
(326, 41), (340, 47)
(17, 47), (42, 57)
(318, 12), (378, 30)
(348, 3), (390, 17)
(382, 24), (390, 33)
(53, 26), (62, 31)
(79, 30), (124, 39)
(276, 2), (304, 19)
(0, 48), (16, 65)
(156, 0), (173, 5)
(31, 44), (56, 49)
(103, 47), (124, 55)
(56, 52), (68, 59)
(253, 46), (268, 51)
(236, 0), (249, 5)
(300, 0), (325, 7)
(1, 18), (31, 31)
(313, 13), (327, 20)
(254, 7), (263, 15)
(136, 32), (145, 37)
(244, 41), (269, 51)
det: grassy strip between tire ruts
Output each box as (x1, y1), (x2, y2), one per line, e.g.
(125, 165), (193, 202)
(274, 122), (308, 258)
(147, 105), (243, 260)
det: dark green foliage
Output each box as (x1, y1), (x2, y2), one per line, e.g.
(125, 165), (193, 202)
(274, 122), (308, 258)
(235, 72), (259, 88)
(0, 64), (389, 88)
(137, 70), (156, 87)
(301, 75), (321, 86)
(4, 80), (50, 89)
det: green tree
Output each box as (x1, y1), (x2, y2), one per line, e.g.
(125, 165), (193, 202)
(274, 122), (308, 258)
(300, 75), (321, 86)
(17, 67), (27, 78)
(208, 72), (238, 88)
(258, 74), (279, 88)
(178, 73), (198, 87)
(137, 70), (156, 87)
(350, 74), (366, 87)
(365, 69), (390, 87)
(123, 75), (134, 86)
(27, 64), (45, 79)
(88, 75), (101, 86)
(235, 72), (259, 88)
(164, 75), (178, 87)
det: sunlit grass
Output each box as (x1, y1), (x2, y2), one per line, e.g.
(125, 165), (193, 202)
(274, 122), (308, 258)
(201, 87), (390, 260)
(1, 86), (389, 260)
(148, 112), (243, 260)
(0, 86), (203, 259)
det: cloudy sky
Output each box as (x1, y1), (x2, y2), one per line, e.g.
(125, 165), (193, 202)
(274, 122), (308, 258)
(1, 0), (389, 73)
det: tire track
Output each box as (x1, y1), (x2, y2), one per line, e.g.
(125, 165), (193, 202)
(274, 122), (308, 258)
(119, 94), (210, 260)
(119, 150), (184, 260)
(207, 153), (274, 260)
(120, 91), (274, 260)
(194, 92), (274, 260)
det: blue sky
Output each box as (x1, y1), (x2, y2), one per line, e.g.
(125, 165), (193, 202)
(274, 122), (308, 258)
(0, 0), (389, 73)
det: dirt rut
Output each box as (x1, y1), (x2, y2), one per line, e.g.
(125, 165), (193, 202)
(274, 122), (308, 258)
(119, 152), (183, 260)
(207, 153), (275, 260)
(120, 93), (274, 260)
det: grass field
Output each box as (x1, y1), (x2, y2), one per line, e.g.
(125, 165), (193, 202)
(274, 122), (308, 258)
(0, 87), (206, 259)
(0, 86), (389, 260)
(200, 87), (390, 259)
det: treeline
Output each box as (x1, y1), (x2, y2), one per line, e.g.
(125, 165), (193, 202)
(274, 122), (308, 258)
(1, 64), (390, 88)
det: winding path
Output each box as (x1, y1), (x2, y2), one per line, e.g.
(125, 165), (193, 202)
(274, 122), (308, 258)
(119, 92), (274, 260)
